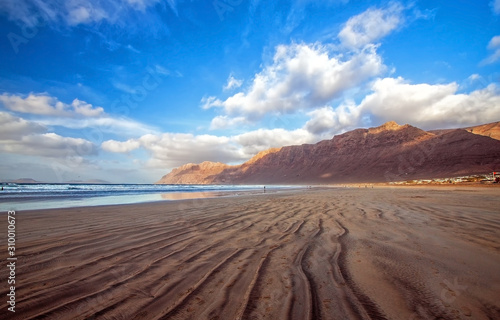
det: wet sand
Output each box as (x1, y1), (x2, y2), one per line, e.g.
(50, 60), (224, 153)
(1, 186), (499, 319)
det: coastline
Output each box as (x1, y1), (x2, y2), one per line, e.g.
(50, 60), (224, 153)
(0, 185), (300, 211)
(1, 187), (499, 319)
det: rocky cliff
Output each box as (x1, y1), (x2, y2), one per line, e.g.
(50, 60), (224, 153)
(156, 121), (500, 184)
(156, 161), (231, 184)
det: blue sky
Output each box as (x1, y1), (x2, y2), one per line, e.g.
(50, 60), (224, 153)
(0, 0), (499, 183)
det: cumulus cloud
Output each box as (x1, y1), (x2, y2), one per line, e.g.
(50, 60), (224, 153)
(203, 42), (384, 121)
(209, 115), (248, 130)
(233, 128), (315, 157)
(201, 96), (223, 110)
(0, 112), (97, 158)
(71, 99), (105, 117)
(481, 35), (500, 65)
(0, 133), (98, 158)
(203, 3), (436, 133)
(0, 95), (147, 161)
(303, 77), (500, 136)
(358, 77), (500, 128)
(304, 102), (361, 136)
(103, 127), (316, 169)
(0, 111), (46, 139)
(101, 139), (141, 153)
(0, 93), (104, 117)
(223, 74), (243, 91)
(103, 133), (245, 168)
(338, 2), (404, 49)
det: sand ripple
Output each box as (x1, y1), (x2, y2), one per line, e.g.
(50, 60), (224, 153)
(1, 187), (499, 319)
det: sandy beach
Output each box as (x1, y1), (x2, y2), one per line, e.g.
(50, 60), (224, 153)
(1, 186), (499, 320)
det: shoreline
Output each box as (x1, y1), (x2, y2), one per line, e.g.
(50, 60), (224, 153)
(0, 186), (303, 211)
(3, 183), (497, 213)
(2, 182), (497, 211)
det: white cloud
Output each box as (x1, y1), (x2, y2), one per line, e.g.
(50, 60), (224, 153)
(37, 116), (157, 137)
(303, 77), (500, 135)
(0, 93), (104, 117)
(489, 35), (500, 48)
(71, 99), (105, 117)
(202, 2), (437, 136)
(338, 3), (404, 49)
(304, 102), (361, 137)
(209, 115), (248, 130)
(0, 111), (46, 139)
(488, 55), (500, 66)
(65, 0), (108, 25)
(101, 139), (141, 153)
(0, 91), (156, 144)
(0, 113), (97, 158)
(4, 133), (98, 157)
(233, 128), (315, 157)
(201, 96), (223, 110)
(103, 133), (245, 168)
(103, 127), (316, 169)
(358, 77), (500, 128)
(204, 42), (384, 121)
(223, 74), (243, 91)
(468, 74), (481, 82)
(481, 35), (500, 65)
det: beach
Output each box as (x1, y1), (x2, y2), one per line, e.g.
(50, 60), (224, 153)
(1, 186), (499, 320)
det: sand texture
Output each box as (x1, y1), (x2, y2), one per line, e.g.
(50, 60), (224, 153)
(1, 187), (499, 319)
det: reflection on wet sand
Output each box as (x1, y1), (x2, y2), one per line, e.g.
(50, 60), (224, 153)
(160, 191), (229, 200)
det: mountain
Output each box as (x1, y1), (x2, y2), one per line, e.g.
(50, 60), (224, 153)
(156, 121), (500, 185)
(157, 162), (231, 184)
(1, 178), (43, 184)
(428, 121), (500, 141)
(465, 121), (500, 140)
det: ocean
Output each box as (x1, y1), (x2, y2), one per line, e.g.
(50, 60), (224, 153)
(0, 183), (286, 211)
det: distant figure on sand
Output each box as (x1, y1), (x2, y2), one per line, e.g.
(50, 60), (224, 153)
(263, 186), (266, 193)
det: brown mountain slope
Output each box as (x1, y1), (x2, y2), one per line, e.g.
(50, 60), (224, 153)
(157, 121), (500, 184)
(156, 148), (283, 184)
(156, 161), (231, 184)
(429, 121), (500, 140)
(465, 121), (500, 140)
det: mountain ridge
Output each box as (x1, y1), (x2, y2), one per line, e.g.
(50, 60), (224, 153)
(156, 121), (500, 184)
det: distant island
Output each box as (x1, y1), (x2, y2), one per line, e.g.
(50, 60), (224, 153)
(0, 178), (111, 184)
(157, 121), (500, 185)
(0, 178), (43, 184)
